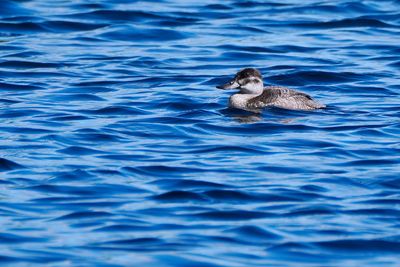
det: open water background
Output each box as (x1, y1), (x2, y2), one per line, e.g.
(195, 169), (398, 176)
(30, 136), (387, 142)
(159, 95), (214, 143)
(0, 0), (400, 266)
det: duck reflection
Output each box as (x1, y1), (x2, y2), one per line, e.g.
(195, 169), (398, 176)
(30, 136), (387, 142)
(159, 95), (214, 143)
(220, 108), (299, 124)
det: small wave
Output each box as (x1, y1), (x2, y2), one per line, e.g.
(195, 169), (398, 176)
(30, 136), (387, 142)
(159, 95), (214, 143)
(0, 22), (46, 33)
(0, 60), (63, 69)
(0, 233), (47, 244)
(316, 239), (400, 253)
(54, 211), (112, 221)
(153, 190), (207, 202)
(64, 10), (167, 22)
(204, 190), (257, 202)
(190, 210), (271, 221)
(99, 25), (190, 42)
(26, 183), (147, 196)
(51, 93), (105, 102)
(224, 225), (282, 240)
(285, 17), (397, 29)
(270, 71), (368, 85)
(0, 82), (43, 91)
(81, 106), (149, 116)
(123, 165), (210, 176)
(103, 237), (162, 245)
(149, 178), (229, 190)
(41, 20), (108, 32)
(0, 158), (23, 172)
(217, 44), (282, 53)
(57, 146), (104, 155)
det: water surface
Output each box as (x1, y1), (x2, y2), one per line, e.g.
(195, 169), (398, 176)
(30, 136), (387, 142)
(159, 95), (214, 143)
(1, 0), (400, 266)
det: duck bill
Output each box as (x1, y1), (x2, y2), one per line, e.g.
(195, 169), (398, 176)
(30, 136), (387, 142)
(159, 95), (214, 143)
(216, 80), (240, 90)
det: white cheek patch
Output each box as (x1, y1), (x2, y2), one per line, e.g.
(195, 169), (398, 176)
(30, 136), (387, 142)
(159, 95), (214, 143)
(244, 83), (258, 91)
(239, 78), (263, 94)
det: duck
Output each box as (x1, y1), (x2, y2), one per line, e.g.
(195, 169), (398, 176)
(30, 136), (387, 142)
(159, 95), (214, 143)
(216, 68), (325, 111)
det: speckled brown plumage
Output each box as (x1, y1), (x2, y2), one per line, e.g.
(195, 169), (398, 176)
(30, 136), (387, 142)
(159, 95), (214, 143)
(247, 86), (325, 110)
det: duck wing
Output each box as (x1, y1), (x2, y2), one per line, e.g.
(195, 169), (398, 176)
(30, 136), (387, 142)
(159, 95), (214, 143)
(247, 86), (325, 110)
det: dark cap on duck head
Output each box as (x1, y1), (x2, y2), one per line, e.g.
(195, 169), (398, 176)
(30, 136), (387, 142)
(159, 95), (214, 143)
(235, 68), (262, 80)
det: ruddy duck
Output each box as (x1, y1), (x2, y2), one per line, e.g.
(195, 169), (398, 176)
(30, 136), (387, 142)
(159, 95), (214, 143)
(217, 68), (325, 111)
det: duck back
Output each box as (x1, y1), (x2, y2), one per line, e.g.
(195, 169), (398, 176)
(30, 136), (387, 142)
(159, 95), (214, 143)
(247, 86), (325, 110)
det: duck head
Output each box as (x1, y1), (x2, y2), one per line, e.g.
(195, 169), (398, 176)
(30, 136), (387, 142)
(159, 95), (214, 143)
(217, 68), (264, 95)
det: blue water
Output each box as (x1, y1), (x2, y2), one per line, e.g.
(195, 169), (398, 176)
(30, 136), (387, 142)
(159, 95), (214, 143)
(1, 0), (400, 266)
